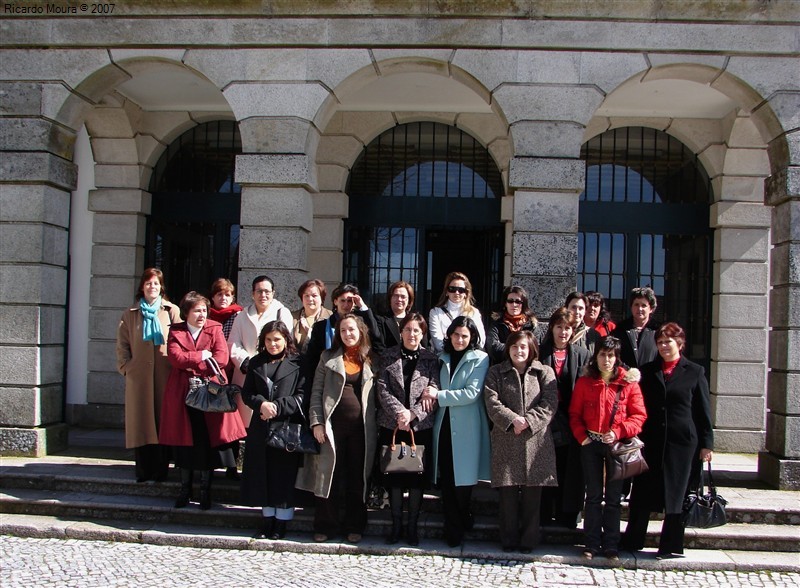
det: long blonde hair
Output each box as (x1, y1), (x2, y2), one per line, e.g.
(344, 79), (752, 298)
(435, 271), (478, 317)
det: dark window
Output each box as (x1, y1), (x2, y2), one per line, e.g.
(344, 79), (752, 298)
(580, 127), (712, 365)
(146, 121), (241, 300)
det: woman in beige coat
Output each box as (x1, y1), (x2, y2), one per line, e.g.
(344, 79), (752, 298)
(295, 313), (377, 544)
(116, 268), (181, 482)
(484, 330), (558, 553)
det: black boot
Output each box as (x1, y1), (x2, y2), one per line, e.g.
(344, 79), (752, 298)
(198, 470), (212, 510)
(174, 468), (192, 508)
(387, 488), (404, 545)
(270, 520), (287, 540)
(407, 488), (423, 546)
(255, 517), (274, 539)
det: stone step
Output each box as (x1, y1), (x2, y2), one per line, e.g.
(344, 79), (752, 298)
(1, 487), (798, 553)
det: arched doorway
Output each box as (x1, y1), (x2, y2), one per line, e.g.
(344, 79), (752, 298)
(579, 126), (712, 366)
(344, 122), (504, 314)
(145, 121), (242, 299)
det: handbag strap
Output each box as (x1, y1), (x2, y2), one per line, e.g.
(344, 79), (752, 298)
(391, 425), (416, 450)
(607, 383), (623, 432)
(294, 396), (309, 424)
(205, 357), (227, 384)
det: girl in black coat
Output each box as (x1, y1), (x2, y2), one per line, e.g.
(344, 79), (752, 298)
(538, 307), (592, 528)
(240, 320), (307, 540)
(622, 322), (713, 559)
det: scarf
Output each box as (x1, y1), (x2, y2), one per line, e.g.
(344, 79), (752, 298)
(139, 297), (165, 345)
(570, 322), (588, 345)
(344, 345), (364, 376)
(502, 311), (528, 333)
(208, 304), (242, 323)
(662, 357), (680, 379)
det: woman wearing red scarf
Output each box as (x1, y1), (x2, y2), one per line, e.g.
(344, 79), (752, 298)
(486, 285), (546, 364)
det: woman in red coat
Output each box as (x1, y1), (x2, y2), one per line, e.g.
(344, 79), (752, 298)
(569, 336), (646, 561)
(160, 291), (246, 510)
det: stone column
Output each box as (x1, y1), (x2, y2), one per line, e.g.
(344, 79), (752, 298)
(760, 158), (800, 489)
(0, 85), (76, 454)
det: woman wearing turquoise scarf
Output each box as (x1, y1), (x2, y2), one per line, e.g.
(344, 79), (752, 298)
(117, 268), (181, 482)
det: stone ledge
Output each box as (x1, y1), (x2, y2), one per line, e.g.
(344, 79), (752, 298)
(0, 424), (68, 457)
(758, 451), (800, 491)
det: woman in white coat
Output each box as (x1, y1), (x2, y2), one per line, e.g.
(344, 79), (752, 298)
(428, 271), (486, 354)
(228, 275), (292, 426)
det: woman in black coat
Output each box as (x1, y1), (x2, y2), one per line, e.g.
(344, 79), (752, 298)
(622, 322), (713, 559)
(486, 285), (546, 364)
(612, 286), (659, 369)
(240, 320), (307, 540)
(538, 307), (591, 529)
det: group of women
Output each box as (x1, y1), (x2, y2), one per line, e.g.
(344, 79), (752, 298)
(117, 268), (713, 559)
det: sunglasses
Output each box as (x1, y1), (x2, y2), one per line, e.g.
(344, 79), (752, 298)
(447, 286), (468, 294)
(506, 298), (523, 305)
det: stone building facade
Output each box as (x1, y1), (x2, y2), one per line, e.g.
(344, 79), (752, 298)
(0, 2), (797, 488)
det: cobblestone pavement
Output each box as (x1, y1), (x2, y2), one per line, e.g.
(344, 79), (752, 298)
(2, 536), (799, 588)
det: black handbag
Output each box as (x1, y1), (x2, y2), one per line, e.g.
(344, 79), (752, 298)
(380, 427), (425, 474)
(682, 461), (728, 528)
(185, 357), (240, 413)
(604, 385), (649, 481)
(265, 397), (320, 454)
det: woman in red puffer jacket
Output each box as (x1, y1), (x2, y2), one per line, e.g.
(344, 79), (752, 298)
(569, 336), (646, 561)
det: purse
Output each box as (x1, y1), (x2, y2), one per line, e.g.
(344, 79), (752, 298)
(604, 385), (649, 481)
(682, 461), (728, 528)
(265, 397), (320, 454)
(380, 427), (425, 474)
(185, 357), (240, 413)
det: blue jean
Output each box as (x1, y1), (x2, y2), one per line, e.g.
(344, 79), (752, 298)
(580, 440), (623, 552)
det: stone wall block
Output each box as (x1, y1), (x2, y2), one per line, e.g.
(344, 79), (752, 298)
(768, 329), (800, 372)
(324, 111), (396, 144)
(0, 185), (70, 226)
(308, 49), (374, 90)
(771, 199), (800, 244)
(712, 294), (768, 328)
(714, 227), (769, 262)
(712, 394), (765, 430)
(93, 164), (142, 189)
(457, 113), (509, 146)
(714, 261), (768, 294)
(240, 187), (313, 231)
(316, 163), (348, 192)
(493, 85), (604, 125)
(488, 139), (511, 175)
(313, 192), (349, 218)
(0, 223), (68, 266)
(0, 82), (44, 116)
(512, 233), (577, 276)
(0, 347), (38, 386)
(713, 430), (765, 454)
(579, 52), (648, 94)
(88, 189), (151, 214)
(185, 48), (308, 88)
(511, 121), (585, 158)
(714, 175), (765, 203)
(646, 54), (728, 74)
(725, 57), (800, 105)
(135, 135), (163, 170)
(0, 306), (56, 346)
(239, 118), (314, 154)
(86, 340), (118, 373)
(513, 191), (578, 233)
(712, 327), (767, 362)
(224, 83), (330, 121)
(513, 275), (577, 319)
(235, 269), (309, 303)
(728, 116), (768, 149)
(0, 265), (66, 306)
(765, 413), (800, 458)
(92, 213), (146, 246)
(710, 201), (772, 229)
(84, 108), (135, 139)
(767, 371), (800, 414)
(0, 152), (77, 190)
(308, 250), (344, 285)
(0, 49), (112, 91)
(91, 245), (143, 278)
(90, 276), (137, 309)
(710, 361), (766, 397)
(515, 50), (581, 84)
(90, 308), (125, 340)
(235, 154), (315, 187)
(0, 118), (75, 158)
(238, 227), (308, 269)
(723, 148), (771, 176)
(86, 382), (124, 405)
(509, 157), (585, 191)
(87, 371), (124, 400)
(770, 243), (800, 286)
(137, 111), (194, 144)
(309, 217), (344, 249)
(769, 285), (800, 330)
(393, 112), (458, 127)
(90, 138), (139, 165)
(451, 49), (519, 91)
(317, 135), (364, 167)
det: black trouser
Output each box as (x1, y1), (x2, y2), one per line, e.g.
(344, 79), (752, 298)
(437, 414), (473, 544)
(134, 444), (170, 482)
(314, 425), (367, 536)
(498, 486), (542, 550)
(625, 507), (686, 554)
(580, 440), (623, 552)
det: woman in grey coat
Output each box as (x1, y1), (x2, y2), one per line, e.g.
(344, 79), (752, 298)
(484, 330), (558, 553)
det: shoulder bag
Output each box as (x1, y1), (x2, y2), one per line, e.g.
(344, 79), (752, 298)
(380, 426), (425, 474)
(185, 357), (240, 413)
(682, 461), (727, 528)
(266, 396), (320, 454)
(605, 384), (648, 481)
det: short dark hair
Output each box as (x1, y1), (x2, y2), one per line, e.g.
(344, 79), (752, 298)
(179, 291), (210, 319)
(492, 285), (535, 321)
(504, 329), (539, 363)
(565, 291), (589, 309)
(399, 312), (427, 335)
(388, 280), (415, 311)
(547, 306), (578, 337)
(629, 286), (657, 311)
(210, 278), (235, 300)
(586, 335), (623, 379)
(656, 322), (686, 351)
(135, 268), (167, 301)
(257, 320), (298, 355)
(252, 275), (275, 292)
(443, 315), (481, 353)
(331, 283), (360, 301)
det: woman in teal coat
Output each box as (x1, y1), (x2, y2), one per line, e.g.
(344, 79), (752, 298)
(422, 315), (491, 547)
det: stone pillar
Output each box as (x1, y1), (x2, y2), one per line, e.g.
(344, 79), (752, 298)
(0, 85), (76, 454)
(760, 157), (800, 489)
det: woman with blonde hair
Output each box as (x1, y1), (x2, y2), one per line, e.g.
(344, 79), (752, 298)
(428, 271), (486, 354)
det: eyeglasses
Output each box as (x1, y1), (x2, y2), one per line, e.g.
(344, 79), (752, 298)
(506, 299), (523, 305)
(402, 328), (423, 335)
(447, 286), (468, 294)
(254, 289), (273, 295)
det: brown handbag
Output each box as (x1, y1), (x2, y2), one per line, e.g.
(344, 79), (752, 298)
(379, 426), (425, 474)
(605, 385), (648, 481)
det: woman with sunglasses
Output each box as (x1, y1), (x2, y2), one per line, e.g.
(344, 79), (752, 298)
(428, 271), (486, 354)
(486, 285), (546, 364)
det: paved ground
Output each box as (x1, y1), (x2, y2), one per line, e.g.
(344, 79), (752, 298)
(3, 536), (799, 588)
